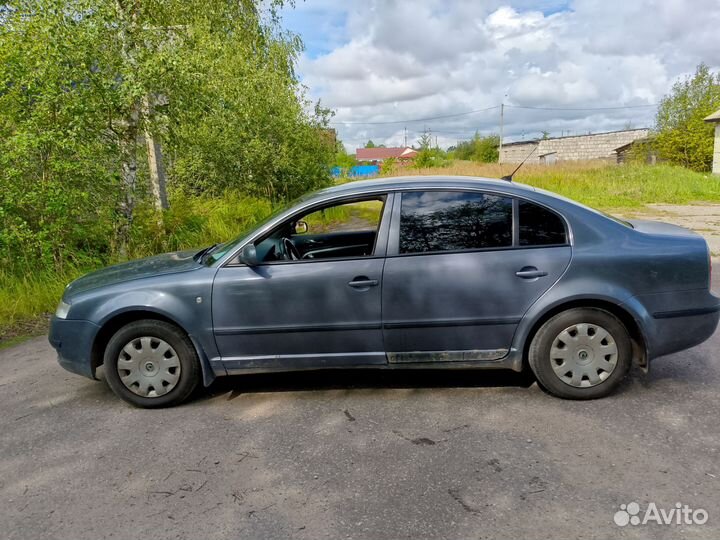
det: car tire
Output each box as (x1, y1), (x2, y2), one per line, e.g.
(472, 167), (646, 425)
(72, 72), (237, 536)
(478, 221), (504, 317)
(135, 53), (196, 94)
(104, 320), (200, 408)
(528, 308), (631, 399)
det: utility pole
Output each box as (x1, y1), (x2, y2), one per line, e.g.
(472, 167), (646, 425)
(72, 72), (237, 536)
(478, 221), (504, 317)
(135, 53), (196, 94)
(499, 102), (504, 164)
(404, 126), (407, 148)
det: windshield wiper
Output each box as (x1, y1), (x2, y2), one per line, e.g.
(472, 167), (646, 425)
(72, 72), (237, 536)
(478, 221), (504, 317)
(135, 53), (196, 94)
(194, 244), (218, 263)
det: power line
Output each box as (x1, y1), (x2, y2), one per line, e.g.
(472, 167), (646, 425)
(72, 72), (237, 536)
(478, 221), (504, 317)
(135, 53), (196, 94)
(330, 105), (500, 125)
(506, 104), (657, 111)
(336, 101), (658, 148)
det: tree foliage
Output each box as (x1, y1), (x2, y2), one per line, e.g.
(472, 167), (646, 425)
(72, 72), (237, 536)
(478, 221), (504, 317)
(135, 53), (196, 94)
(334, 142), (357, 169)
(450, 133), (500, 163)
(655, 63), (720, 172)
(363, 140), (385, 148)
(0, 0), (332, 271)
(414, 130), (448, 168)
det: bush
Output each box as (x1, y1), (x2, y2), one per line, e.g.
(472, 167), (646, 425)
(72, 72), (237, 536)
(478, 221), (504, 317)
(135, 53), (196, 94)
(655, 63), (720, 172)
(381, 157), (397, 175)
(451, 133), (500, 163)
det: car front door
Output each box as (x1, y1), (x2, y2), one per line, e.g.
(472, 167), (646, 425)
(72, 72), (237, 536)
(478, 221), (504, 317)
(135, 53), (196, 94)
(381, 190), (572, 363)
(212, 194), (392, 372)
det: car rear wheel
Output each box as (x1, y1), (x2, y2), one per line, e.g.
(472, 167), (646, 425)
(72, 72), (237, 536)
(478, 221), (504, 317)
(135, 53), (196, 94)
(528, 308), (631, 399)
(104, 320), (200, 408)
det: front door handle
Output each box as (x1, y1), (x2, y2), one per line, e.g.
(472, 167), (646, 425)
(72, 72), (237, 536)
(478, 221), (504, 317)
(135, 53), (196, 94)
(515, 267), (548, 279)
(348, 276), (379, 288)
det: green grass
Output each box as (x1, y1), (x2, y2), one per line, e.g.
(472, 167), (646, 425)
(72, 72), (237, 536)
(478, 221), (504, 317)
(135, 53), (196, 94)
(521, 164), (720, 210)
(0, 266), (84, 343)
(382, 161), (720, 210)
(2, 161), (720, 346)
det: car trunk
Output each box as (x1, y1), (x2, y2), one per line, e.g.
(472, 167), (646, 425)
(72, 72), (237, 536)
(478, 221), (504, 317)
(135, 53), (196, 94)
(628, 219), (702, 239)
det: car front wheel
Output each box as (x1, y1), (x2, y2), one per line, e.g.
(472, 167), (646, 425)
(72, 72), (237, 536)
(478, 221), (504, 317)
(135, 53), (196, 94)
(528, 308), (632, 399)
(103, 320), (200, 408)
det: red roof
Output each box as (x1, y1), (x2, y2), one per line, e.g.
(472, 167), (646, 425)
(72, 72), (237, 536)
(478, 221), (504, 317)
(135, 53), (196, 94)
(356, 147), (418, 161)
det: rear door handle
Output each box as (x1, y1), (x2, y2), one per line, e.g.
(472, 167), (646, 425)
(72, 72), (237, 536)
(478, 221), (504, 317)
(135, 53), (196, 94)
(515, 267), (548, 279)
(348, 277), (379, 288)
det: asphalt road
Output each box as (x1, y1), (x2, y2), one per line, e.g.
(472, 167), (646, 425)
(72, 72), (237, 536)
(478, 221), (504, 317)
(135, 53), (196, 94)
(2, 293), (720, 539)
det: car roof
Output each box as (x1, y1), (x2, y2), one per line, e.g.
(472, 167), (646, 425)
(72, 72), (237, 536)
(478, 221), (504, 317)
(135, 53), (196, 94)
(313, 176), (537, 199)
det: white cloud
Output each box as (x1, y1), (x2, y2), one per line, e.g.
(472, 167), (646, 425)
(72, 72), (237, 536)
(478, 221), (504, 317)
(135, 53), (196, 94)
(284, 0), (720, 151)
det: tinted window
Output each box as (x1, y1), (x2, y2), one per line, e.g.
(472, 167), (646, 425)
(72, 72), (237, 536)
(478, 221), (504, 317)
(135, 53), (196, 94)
(519, 201), (567, 246)
(400, 191), (512, 254)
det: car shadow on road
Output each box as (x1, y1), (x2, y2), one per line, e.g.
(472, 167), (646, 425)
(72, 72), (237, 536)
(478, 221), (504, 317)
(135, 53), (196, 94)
(202, 368), (538, 401)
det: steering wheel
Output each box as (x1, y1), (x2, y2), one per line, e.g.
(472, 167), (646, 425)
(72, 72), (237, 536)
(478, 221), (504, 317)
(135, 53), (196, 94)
(281, 237), (301, 261)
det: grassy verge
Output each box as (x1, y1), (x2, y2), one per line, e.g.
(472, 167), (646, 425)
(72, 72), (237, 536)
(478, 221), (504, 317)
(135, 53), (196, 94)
(0, 267), (83, 346)
(385, 161), (720, 210)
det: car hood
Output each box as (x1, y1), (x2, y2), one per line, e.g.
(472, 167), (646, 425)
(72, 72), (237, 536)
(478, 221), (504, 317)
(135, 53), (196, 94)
(65, 249), (201, 298)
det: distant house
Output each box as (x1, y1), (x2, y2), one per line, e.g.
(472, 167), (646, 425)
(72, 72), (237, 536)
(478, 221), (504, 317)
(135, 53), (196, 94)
(356, 147), (418, 164)
(500, 128), (650, 164)
(704, 109), (720, 175)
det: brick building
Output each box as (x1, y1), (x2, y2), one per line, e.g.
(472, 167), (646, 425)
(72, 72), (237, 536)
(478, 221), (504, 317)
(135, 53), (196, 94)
(500, 128), (650, 164)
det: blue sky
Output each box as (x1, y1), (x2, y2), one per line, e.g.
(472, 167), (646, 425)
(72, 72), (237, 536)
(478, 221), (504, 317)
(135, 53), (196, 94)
(278, 0), (720, 151)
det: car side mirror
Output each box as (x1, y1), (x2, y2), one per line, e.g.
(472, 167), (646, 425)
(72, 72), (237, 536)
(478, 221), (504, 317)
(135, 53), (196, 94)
(295, 220), (309, 234)
(238, 244), (258, 266)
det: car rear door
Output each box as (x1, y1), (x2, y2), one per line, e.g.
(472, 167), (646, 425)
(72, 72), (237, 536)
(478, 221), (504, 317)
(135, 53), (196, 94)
(381, 190), (571, 362)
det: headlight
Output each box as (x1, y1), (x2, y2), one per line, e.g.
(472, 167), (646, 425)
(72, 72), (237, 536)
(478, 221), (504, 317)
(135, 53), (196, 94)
(55, 300), (71, 319)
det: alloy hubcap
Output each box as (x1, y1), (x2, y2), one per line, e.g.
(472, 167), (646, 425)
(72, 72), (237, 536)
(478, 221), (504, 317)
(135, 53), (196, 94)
(117, 336), (181, 397)
(549, 323), (618, 388)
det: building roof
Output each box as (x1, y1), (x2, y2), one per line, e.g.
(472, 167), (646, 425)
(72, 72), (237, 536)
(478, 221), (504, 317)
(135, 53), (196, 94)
(613, 137), (652, 152)
(704, 109), (720, 123)
(356, 147), (418, 160)
(502, 127), (650, 147)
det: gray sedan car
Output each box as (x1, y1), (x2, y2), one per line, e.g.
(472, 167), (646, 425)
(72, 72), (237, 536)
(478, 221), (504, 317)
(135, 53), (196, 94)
(49, 176), (720, 407)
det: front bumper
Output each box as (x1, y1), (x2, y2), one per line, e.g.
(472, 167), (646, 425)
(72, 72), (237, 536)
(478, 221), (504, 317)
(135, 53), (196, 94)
(48, 317), (101, 379)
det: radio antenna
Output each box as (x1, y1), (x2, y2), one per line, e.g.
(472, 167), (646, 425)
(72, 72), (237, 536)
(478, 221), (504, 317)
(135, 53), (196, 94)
(500, 144), (537, 182)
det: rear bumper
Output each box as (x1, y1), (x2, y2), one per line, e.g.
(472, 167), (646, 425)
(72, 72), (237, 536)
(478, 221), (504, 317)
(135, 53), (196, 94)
(647, 304), (720, 359)
(48, 317), (100, 379)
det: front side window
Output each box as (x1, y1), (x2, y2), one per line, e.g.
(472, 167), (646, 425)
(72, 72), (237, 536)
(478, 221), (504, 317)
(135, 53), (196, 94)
(399, 191), (513, 254)
(301, 199), (384, 236)
(254, 197), (386, 262)
(519, 200), (567, 246)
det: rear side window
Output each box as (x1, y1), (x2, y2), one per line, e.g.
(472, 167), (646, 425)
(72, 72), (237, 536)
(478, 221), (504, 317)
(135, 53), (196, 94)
(519, 200), (567, 246)
(399, 191), (512, 254)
